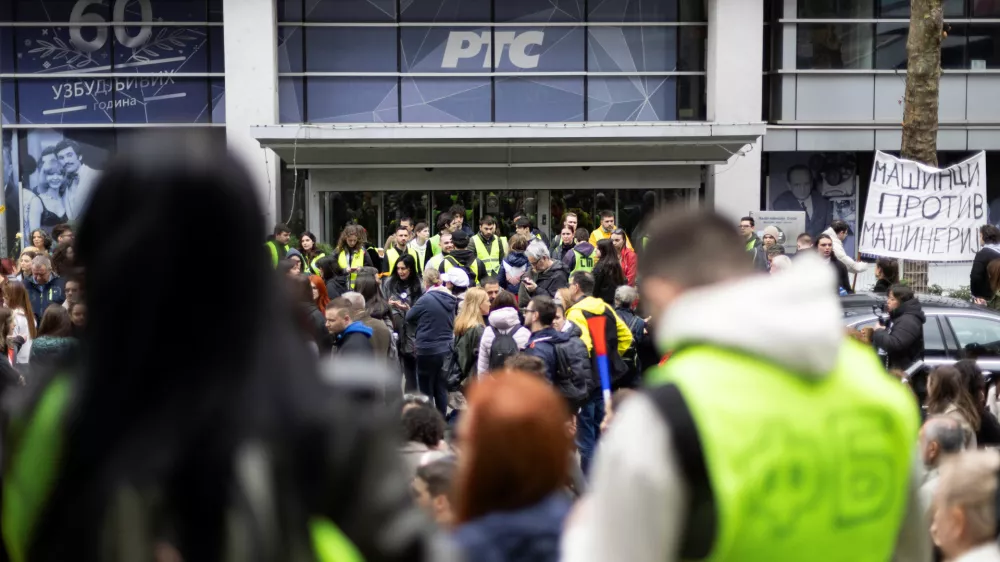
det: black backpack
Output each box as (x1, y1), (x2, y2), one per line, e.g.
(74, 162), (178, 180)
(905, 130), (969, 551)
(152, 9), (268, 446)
(488, 329), (520, 371)
(552, 338), (593, 410)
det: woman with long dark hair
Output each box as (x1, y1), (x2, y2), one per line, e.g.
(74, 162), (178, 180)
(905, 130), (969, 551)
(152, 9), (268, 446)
(288, 274), (329, 355)
(50, 242), (74, 278)
(27, 304), (78, 373)
(873, 257), (899, 293)
(298, 231), (325, 276)
(30, 229), (52, 255)
(383, 254), (422, 328)
(927, 365), (981, 448)
(6, 131), (443, 561)
(317, 255), (348, 299)
(592, 238), (626, 306)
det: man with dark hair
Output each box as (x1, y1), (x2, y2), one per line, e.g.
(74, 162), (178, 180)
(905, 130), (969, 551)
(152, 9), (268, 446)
(448, 204), (473, 235)
(51, 223), (74, 245)
(970, 224), (1000, 303)
(428, 212), (454, 257)
(471, 215), (508, 277)
(739, 216), (767, 271)
(481, 276), (501, 304)
(564, 227), (596, 273)
(326, 297), (374, 355)
(267, 223), (291, 268)
(773, 163), (832, 237)
(413, 458), (457, 527)
(564, 208), (927, 562)
(524, 295), (591, 409)
(400, 406), (447, 479)
(563, 270), (632, 474)
(440, 230), (487, 286)
(873, 283), (925, 371)
(55, 138), (98, 221)
(383, 225), (419, 276)
(821, 219), (867, 274)
(589, 209), (633, 250)
(513, 212), (549, 246)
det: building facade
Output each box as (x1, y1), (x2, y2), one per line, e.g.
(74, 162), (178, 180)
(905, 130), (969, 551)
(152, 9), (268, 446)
(2, 0), (766, 253)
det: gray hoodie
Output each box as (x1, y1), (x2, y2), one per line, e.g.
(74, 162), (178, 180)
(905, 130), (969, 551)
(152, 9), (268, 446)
(562, 255), (931, 562)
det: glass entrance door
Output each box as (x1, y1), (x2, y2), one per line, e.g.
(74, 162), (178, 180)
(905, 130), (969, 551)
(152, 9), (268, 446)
(317, 191), (380, 250)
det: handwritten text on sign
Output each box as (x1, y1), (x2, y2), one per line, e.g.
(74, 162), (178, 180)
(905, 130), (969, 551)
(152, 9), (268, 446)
(859, 151), (986, 261)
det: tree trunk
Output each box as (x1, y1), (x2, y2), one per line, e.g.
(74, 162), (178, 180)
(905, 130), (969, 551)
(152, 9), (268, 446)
(899, 0), (943, 292)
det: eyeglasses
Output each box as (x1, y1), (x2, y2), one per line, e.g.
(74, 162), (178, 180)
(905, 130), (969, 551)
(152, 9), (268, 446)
(525, 308), (536, 314)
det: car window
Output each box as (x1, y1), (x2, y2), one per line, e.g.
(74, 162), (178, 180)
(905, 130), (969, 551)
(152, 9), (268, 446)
(947, 315), (1000, 357)
(923, 316), (947, 356)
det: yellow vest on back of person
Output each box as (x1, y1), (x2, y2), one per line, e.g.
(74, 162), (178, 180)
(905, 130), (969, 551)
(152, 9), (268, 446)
(645, 341), (918, 562)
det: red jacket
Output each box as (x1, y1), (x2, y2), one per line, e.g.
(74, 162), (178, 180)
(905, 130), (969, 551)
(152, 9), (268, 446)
(620, 247), (637, 286)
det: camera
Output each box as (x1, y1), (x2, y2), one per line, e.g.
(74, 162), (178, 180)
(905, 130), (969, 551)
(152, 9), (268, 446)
(872, 304), (889, 327)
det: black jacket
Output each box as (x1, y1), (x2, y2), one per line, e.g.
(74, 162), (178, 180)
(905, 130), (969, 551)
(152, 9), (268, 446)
(970, 245), (1000, 300)
(440, 249), (488, 285)
(518, 260), (570, 304)
(524, 327), (592, 409)
(829, 257), (853, 294)
(334, 321), (375, 356)
(872, 298), (926, 371)
(872, 278), (892, 294)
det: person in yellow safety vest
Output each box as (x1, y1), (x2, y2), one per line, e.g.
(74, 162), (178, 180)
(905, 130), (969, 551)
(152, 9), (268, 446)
(429, 212), (457, 257)
(383, 225), (420, 277)
(2, 133), (451, 562)
(425, 231), (453, 273)
(335, 224), (374, 291)
(440, 230), (487, 286)
(589, 210), (634, 250)
(383, 215), (414, 251)
(266, 223), (291, 267)
(514, 215), (550, 247)
(562, 208), (929, 562)
(565, 227), (597, 274)
(471, 215), (508, 277)
(409, 221), (432, 274)
(298, 230), (326, 276)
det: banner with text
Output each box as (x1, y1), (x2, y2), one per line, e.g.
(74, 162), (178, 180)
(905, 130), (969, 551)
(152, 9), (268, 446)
(859, 151), (986, 261)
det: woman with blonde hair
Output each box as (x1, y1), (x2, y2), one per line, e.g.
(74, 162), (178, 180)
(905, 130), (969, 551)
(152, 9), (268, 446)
(8, 248), (38, 282)
(452, 371), (572, 561)
(455, 287), (489, 379)
(2, 281), (35, 365)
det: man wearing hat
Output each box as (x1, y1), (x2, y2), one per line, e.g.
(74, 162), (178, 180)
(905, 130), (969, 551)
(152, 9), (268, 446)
(441, 268), (471, 301)
(439, 230), (488, 287)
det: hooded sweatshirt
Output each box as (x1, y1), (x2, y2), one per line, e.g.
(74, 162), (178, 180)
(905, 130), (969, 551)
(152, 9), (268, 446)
(334, 320), (374, 356)
(477, 308), (531, 375)
(563, 241), (595, 271)
(406, 285), (457, 356)
(444, 247), (487, 284)
(561, 254), (931, 562)
(872, 297), (926, 371)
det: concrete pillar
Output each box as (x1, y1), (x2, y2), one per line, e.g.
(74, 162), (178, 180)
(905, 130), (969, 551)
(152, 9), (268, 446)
(223, 0), (280, 226)
(705, 0), (764, 220)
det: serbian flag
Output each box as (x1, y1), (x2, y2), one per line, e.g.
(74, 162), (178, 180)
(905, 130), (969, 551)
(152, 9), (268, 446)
(585, 315), (614, 412)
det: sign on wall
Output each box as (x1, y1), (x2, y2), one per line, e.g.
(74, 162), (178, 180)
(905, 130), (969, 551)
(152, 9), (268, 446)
(859, 151), (987, 261)
(750, 210), (806, 255)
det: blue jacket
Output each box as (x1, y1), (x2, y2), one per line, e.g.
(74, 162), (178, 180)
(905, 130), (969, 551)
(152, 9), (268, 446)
(334, 321), (374, 356)
(25, 275), (66, 323)
(525, 327), (593, 409)
(452, 492), (571, 562)
(405, 287), (457, 357)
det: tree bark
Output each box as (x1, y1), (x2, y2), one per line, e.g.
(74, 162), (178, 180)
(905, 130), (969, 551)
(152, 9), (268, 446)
(900, 0), (943, 291)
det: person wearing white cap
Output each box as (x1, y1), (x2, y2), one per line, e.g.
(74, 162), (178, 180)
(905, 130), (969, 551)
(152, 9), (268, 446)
(442, 268), (470, 302)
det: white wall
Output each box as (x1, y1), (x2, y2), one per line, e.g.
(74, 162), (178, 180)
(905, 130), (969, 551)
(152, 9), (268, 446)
(223, 0), (280, 226)
(706, 0), (764, 220)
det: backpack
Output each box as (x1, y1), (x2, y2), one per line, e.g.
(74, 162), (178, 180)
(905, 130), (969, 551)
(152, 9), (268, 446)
(621, 314), (645, 377)
(440, 255), (478, 286)
(552, 338), (593, 410)
(488, 329), (521, 371)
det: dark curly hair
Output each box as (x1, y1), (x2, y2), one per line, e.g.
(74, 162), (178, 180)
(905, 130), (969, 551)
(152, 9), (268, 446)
(401, 404), (446, 447)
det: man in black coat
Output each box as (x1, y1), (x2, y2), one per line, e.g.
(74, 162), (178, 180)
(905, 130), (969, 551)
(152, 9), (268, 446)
(519, 239), (570, 304)
(970, 224), (1000, 304)
(873, 285), (926, 371)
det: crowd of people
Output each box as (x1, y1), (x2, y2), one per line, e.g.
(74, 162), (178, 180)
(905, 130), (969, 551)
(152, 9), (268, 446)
(5, 129), (1000, 562)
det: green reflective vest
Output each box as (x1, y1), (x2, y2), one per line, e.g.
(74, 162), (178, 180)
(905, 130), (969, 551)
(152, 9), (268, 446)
(572, 250), (594, 273)
(471, 234), (508, 276)
(1, 375), (363, 562)
(425, 253), (445, 274)
(305, 252), (326, 276)
(440, 255), (481, 286)
(266, 240), (289, 268)
(337, 248), (366, 290)
(429, 234), (442, 257)
(645, 342), (918, 562)
(385, 245), (419, 276)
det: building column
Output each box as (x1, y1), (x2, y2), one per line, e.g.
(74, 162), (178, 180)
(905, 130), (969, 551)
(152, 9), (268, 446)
(705, 0), (764, 220)
(223, 0), (280, 226)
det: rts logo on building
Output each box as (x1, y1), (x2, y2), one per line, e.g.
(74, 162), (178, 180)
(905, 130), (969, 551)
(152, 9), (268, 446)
(442, 31), (545, 69)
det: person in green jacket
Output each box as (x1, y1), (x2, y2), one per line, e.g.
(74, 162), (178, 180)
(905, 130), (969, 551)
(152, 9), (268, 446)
(1, 131), (453, 562)
(562, 208), (930, 562)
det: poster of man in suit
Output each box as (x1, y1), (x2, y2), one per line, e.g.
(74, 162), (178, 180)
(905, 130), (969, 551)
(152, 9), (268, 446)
(767, 152), (858, 256)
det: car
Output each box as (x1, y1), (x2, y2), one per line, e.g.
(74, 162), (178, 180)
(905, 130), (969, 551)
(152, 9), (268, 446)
(842, 292), (1000, 374)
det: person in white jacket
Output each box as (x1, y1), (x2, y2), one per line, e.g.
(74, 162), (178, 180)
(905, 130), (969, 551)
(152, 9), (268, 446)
(822, 220), (868, 274)
(476, 296), (531, 376)
(561, 209), (930, 562)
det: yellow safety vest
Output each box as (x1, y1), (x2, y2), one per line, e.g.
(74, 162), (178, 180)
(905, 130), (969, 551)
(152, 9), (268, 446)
(337, 249), (366, 290)
(385, 245), (419, 277)
(471, 235), (508, 276)
(266, 240), (288, 268)
(304, 252), (326, 276)
(440, 255), (480, 286)
(572, 249), (594, 273)
(646, 342), (918, 562)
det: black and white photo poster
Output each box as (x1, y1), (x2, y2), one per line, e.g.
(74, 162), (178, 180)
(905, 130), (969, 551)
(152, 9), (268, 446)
(860, 151), (986, 261)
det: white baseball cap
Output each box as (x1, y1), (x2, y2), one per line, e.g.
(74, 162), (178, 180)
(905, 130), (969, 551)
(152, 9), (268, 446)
(441, 268), (470, 288)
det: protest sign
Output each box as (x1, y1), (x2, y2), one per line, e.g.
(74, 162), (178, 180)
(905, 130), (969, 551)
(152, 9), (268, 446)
(859, 151), (986, 261)
(750, 210), (806, 254)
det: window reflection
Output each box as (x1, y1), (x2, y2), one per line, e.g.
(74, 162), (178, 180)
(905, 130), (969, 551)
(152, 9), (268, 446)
(968, 24), (1000, 68)
(797, 0), (873, 19)
(797, 24), (873, 69)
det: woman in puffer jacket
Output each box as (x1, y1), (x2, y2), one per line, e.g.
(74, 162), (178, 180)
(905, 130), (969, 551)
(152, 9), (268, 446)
(477, 291), (531, 376)
(498, 234), (530, 298)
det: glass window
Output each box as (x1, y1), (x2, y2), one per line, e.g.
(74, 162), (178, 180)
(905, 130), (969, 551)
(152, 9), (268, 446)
(305, 27), (396, 72)
(677, 75), (705, 120)
(948, 315), (1000, 357)
(678, 26), (707, 72)
(400, 0), (491, 22)
(588, 76), (677, 121)
(302, 0), (395, 22)
(1, 82), (14, 125)
(482, 191), (538, 237)
(15, 26), (112, 73)
(279, 77), (304, 123)
(494, 27), (585, 73)
(589, 0), (695, 23)
(319, 191), (381, 249)
(876, 23), (966, 69)
(797, 23), (874, 69)
(17, 79), (114, 125)
(210, 77), (225, 122)
(588, 27), (675, 72)
(114, 78), (212, 124)
(617, 189), (661, 239)
(278, 26), (304, 73)
(550, 190), (602, 234)
(495, 0), (584, 23)
(1, 28), (14, 74)
(14, 0), (215, 22)
(401, 77), (491, 123)
(924, 316), (948, 357)
(384, 191), (431, 243)
(797, 0), (874, 18)
(402, 27), (491, 73)
(972, 0), (1000, 17)
(277, 0), (303, 21)
(967, 25), (1000, 69)
(495, 77), (584, 122)
(306, 77), (398, 123)
(112, 26), (211, 73)
(878, 0), (964, 17)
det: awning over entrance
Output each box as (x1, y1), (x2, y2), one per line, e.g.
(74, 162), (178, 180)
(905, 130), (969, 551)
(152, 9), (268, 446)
(251, 122), (765, 169)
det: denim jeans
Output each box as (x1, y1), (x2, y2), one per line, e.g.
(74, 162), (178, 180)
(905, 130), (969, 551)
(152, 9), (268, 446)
(416, 352), (449, 416)
(576, 391), (605, 477)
